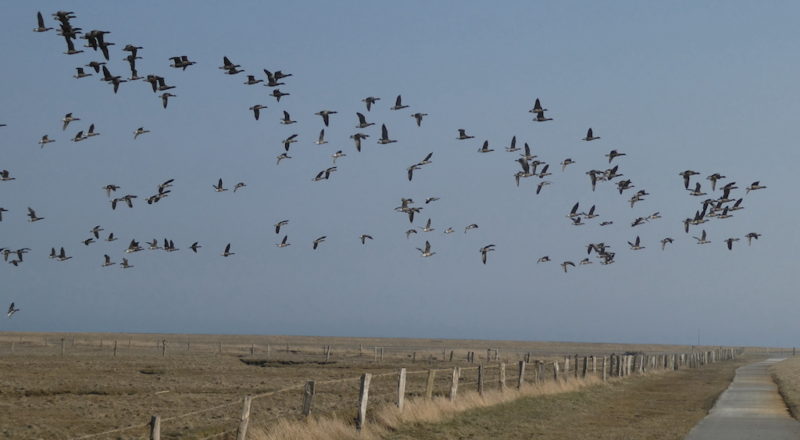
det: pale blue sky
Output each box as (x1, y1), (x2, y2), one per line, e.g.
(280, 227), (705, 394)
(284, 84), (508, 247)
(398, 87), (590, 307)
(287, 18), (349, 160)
(1, 1), (798, 347)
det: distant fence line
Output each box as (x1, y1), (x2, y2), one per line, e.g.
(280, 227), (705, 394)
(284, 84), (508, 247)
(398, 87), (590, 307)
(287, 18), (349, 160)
(2, 334), (780, 363)
(63, 346), (742, 440)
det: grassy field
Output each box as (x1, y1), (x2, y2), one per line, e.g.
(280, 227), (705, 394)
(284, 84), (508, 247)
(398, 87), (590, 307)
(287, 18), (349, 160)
(380, 357), (750, 440)
(771, 355), (800, 419)
(0, 332), (774, 439)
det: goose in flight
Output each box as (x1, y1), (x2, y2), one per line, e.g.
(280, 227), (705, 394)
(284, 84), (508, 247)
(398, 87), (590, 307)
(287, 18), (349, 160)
(133, 127), (149, 139)
(103, 184), (120, 198)
(419, 218), (435, 232)
(350, 133), (369, 152)
(628, 235), (644, 250)
(86, 123), (100, 138)
(73, 67), (91, 79)
(362, 96), (380, 111)
(276, 152), (292, 164)
(561, 261), (575, 273)
(125, 239), (142, 253)
(660, 237), (674, 250)
(443, 227), (455, 234)
(90, 225), (104, 239)
(275, 235), (290, 248)
(263, 69), (284, 87)
(169, 55), (196, 70)
(567, 202), (580, 218)
(706, 173), (726, 191)
(315, 129), (328, 145)
(745, 181), (766, 193)
(121, 258), (133, 269)
(537, 256), (550, 263)
(27, 207), (44, 222)
(62, 113), (80, 131)
(679, 170), (700, 189)
(271, 89), (289, 101)
(213, 178), (227, 192)
(724, 237), (739, 250)
(233, 182), (246, 192)
(280, 110), (297, 125)
(331, 150), (346, 164)
(55, 247), (72, 261)
(582, 128), (600, 141)
(312, 167), (337, 181)
(359, 234), (373, 244)
(282, 134), (298, 151)
(605, 150), (626, 163)
(405, 229), (418, 239)
(560, 158), (575, 171)
(529, 98), (547, 114)
(105, 232), (117, 242)
(688, 182), (706, 196)
(7, 302), (19, 318)
(243, 74), (263, 85)
(0, 207), (6, 221)
(520, 143), (536, 161)
(378, 124), (397, 144)
(221, 243), (235, 257)
(479, 244), (495, 264)
(745, 232), (761, 245)
(425, 197), (439, 204)
(160, 92), (176, 109)
(417, 240), (435, 257)
(390, 95), (409, 110)
(693, 229), (710, 244)
(274, 220), (289, 234)
(34, 11), (52, 32)
(312, 236), (327, 250)
(464, 224), (479, 234)
(477, 140), (494, 153)
(63, 35), (83, 55)
(189, 242), (202, 253)
(457, 129), (474, 140)
(38, 135), (55, 148)
(102, 254), (115, 267)
(0, 170), (15, 182)
(315, 110), (337, 127)
(249, 104), (267, 120)
(411, 113), (428, 127)
(506, 136), (520, 152)
(533, 111), (553, 122)
(356, 112), (374, 128)
(71, 130), (86, 142)
(536, 180), (551, 194)
(220, 56), (243, 74)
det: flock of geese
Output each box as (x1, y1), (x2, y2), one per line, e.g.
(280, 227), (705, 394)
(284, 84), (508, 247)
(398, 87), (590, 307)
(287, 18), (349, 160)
(2, 10), (768, 317)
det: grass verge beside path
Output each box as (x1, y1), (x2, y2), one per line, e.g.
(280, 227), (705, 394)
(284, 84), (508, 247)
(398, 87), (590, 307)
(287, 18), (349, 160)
(772, 356), (800, 419)
(384, 358), (749, 440)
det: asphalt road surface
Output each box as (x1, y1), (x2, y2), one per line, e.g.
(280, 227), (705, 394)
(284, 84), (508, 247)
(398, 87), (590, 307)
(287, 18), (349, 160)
(684, 358), (800, 440)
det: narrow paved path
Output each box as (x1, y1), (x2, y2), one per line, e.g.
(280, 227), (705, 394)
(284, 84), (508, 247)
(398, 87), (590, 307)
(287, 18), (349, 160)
(685, 359), (800, 440)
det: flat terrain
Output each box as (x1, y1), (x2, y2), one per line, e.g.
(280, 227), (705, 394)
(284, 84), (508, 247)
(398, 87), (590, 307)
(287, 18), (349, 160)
(384, 356), (750, 440)
(685, 359), (800, 440)
(772, 355), (800, 419)
(0, 332), (771, 439)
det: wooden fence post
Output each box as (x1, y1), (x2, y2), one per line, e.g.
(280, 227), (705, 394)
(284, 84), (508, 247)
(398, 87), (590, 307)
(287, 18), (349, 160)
(499, 362), (506, 391)
(449, 350), (454, 362)
(10, 341), (14, 354)
(517, 361), (526, 389)
(236, 396), (252, 440)
(425, 369), (436, 399)
(325, 346), (331, 363)
(574, 354), (579, 379)
(161, 340), (166, 357)
(412, 352), (416, 363)
(356, 373), (372, 431)
(380, 347), (384, 362)
(450, 367), (460, 401)
(149, 415), (161, 440)
(477, 364), (485, 396)
(602, 356), (607, 382)
(60, 338), (65, 357)
(113, 340), (117, 358)
(250, 344), (255, 356)
(218, 341), (222, 354)
(487, 349), (492, 362)
(582, 357), (588, 378)
(553, 361), (560, 382)
(302, 381), (315, 416)
(397, 368), (407, 410)
(359, 344), (363, 357)
(266, 344), (271, 360)
(538, 361), (544, 384)
(592, 356), (597, 374)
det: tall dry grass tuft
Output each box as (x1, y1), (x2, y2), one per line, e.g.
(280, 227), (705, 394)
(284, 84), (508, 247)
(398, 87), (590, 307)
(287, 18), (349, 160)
(249, 376), (603, 440)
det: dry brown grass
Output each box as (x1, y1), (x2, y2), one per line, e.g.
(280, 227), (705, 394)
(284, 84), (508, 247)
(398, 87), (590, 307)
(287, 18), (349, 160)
(0, 331), (771, 439)
(249, 377), (604, 440)
(771, 356), (800, 419)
